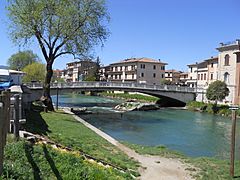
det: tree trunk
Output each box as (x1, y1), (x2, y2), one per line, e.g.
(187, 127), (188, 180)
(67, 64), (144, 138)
(42, 61), (54, 111)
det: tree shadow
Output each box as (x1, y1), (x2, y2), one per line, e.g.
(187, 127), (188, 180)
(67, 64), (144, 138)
(24, 143), (41, 180)
(42, 145), (63, 180)
(24, 109), (51, 135)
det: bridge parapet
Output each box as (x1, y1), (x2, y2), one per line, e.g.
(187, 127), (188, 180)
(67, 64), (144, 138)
(26, 82), (196, 93)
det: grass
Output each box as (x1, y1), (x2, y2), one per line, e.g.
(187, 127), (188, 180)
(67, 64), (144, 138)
(2, 138), (133, 179)
(121, 142), (184, 158)
(186, 101), (240, 117)
(23, 109), (140, 176)
(100, 92), (159, 103)
(122, 142), (240, 180)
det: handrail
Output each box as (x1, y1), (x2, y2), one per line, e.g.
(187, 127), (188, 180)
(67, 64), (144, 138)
(26, 82), (196, 93)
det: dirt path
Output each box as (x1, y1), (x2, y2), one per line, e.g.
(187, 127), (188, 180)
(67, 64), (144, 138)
(65, 109), (195, 180)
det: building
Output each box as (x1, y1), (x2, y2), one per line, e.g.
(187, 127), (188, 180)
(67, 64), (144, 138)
(164, 69), (181, 84)
(179, 72), (188, 85)
(186, 39), (240, 104)
(106, 57), (167, 85)
(99, 66), (110, 81)
(64, 60), (98, 82)
(186, 63), (198, 88)
(216, 40), (240, 104)
(186, 57), (218, 88)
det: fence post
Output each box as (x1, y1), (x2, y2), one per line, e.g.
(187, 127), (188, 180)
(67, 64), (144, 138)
(0, 91), (10, 176)
(14, 94), (20, 140)
(0, 93), (4, 175)
(2, 91), (10, 146)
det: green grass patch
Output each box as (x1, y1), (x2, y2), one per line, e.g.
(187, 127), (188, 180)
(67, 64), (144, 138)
(121, 142), (184, 159)
(3, 140), (133, 179)
(100, 92), (159, 103)
(122, 142), (240, 180)
(23, 109), (140, 176)
(186, 101), (240, 117)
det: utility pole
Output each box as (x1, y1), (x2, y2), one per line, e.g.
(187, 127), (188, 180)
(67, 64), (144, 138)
(229, 105), (238, 177)
(56, 87), (59, 110)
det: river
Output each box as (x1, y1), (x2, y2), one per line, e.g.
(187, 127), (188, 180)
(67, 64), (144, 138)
(52, 94), (240, 159)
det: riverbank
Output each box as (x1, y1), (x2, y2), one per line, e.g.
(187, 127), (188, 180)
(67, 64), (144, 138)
(4, 105), (239, 179)
(122, 143), (240, 180)
(186, 101), (240, 117)
(65, 108), (195, 180)
(2, 107), (139, 179)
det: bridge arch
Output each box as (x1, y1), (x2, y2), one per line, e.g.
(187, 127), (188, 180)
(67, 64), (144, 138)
(26, 82), (196, 107)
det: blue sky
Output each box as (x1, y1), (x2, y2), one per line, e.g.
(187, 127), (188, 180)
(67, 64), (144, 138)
(0, 0), (239, 71)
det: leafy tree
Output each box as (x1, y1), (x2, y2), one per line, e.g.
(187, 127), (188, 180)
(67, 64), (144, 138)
(22, 63), (46, 83)
(84, 75), (96, 81)
(7, 50), (40, 70)
(206, 80), (229, 104)
(160, 79), (173, 85)
(94, 56), (101, 81)
(7, 0), (109, 110)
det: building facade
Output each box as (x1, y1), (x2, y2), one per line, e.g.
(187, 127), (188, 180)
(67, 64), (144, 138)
(164, 69), (181, 84)
(216, 40), (240, 104)
(64, 60), (98, 82)
(107, 58), (167, 85)
(186, 39), (240, 104)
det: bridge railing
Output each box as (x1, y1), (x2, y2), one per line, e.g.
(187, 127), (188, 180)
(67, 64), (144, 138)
(27, 81), (196, 93)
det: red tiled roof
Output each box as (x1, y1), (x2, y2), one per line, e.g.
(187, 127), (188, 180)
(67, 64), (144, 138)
(165, 69), (181, 73)
(111, 57), (167, 65)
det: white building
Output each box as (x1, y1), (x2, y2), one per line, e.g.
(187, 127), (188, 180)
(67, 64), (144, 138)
(186, 39), (240, 105)
(216, 40), (240, 104)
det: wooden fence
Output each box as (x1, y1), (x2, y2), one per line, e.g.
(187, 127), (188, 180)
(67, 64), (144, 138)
(0, 91), (10, 176)
(0, 91), (23, 176)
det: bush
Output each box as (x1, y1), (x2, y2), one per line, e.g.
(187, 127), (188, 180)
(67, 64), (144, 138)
(218, 108), (231, 116)
(186, 101), (207, 111)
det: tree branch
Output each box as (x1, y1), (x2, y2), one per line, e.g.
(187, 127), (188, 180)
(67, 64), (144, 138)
(54, 51), (73, 59)
(35, 31), (49, 61)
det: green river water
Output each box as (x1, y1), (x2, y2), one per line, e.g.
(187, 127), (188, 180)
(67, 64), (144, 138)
(52, 94), (240, 159)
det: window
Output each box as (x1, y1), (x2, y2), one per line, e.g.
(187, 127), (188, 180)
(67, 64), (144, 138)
(120, 66), (122, 71)
(140, 64), (145, 69)
(211, 63), (214, 68)
(132, 74), (134, 79)
(153, 73), (156, 78)
(224, 54), (230, 66)
(168, 73), (170, 77)
(162, 74), (164, 78)
(204, 73), (206, 80)
(210, 73), (213, 80)
(115, 75), (117, 79)
(198, 74), (200, 80)
(224, 72), (229, 83)
(153, 65), (156, 70)
(201, 74), (203, 80)
(141, 73), (144, 77)
(125, 66), (128, 71)
(190, 67), (193, 73)
(161, 66), (165, 70)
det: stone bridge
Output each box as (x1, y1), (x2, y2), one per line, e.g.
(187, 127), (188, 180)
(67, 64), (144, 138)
(26, 82), (196, 106)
